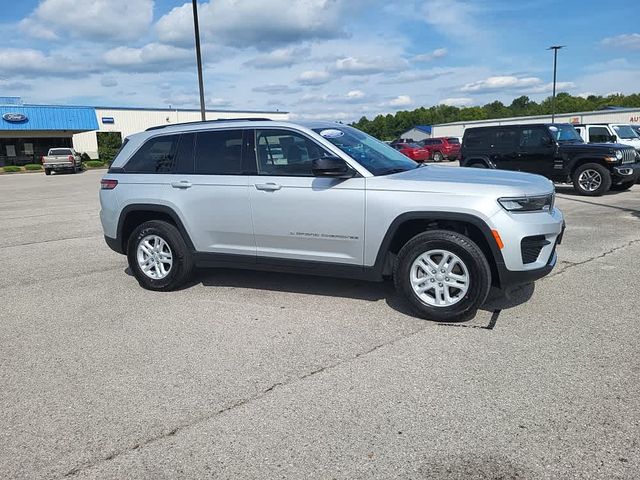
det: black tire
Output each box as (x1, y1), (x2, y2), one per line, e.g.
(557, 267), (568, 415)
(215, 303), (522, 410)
(127, 220), (194, 291)
(469, 162), (487, 168)
(432, 151), (444, 162)
(44, 169), (51, 175)
(610, 182), (633, 191)
(393, 230), (491, 322)
(572, 163), (611, 196)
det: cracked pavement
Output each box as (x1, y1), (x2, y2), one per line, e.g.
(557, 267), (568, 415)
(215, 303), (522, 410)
(1, 170), (639, 479)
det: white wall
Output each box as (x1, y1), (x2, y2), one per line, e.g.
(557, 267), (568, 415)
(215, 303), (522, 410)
(73, 108), (289, 159)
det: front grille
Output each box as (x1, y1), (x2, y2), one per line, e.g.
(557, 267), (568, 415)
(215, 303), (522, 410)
(521, 235), (551, 264)
(621, 148), (636, 164)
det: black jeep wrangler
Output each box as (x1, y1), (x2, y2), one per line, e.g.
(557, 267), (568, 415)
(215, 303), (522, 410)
(460, 123), (639, 196)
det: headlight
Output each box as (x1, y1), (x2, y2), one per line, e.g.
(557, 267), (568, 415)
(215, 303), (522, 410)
(498, 194), (554, 212)
(615, 150), (623, 160)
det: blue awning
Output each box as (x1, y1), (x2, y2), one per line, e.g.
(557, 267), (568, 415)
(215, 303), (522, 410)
(0, 105), (98, 132)
(414, 125), (432, 134)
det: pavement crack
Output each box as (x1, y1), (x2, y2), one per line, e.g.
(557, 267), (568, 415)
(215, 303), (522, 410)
(549, 238), (640, 279)
(3, 234), (100, 249)
(61, 324), (430, 478)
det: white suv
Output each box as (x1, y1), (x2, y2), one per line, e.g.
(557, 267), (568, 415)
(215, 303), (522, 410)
(100, 119), (564, 321)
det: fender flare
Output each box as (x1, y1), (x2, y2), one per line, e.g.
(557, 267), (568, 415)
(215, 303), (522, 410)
(462, 156), (494, 168)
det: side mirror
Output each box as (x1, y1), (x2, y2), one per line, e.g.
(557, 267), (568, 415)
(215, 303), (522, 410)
(311, 156), (355, 178)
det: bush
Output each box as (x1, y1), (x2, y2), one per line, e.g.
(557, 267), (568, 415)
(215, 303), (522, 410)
(24, 164), (42, 171)
(85, 160), (105, 168)
(3, 166), (21, 173)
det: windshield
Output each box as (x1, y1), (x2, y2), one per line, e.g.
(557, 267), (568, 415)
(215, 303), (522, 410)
(313, 125), (418, 176)
(612, 125), (639, 139)
(548, 124), (583, 142)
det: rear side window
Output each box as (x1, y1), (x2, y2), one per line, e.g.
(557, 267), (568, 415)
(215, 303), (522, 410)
(194, 129), (244, 175)
(446, 137), (460, 144)
(464, 129), (491, 149)
(125, 135), (179, 173)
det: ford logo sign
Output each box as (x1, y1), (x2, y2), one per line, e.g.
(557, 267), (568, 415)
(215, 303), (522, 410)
(2, 113), (28, 123)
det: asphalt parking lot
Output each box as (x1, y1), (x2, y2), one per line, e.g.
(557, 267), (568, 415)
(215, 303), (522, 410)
(1, 168), (639, 479)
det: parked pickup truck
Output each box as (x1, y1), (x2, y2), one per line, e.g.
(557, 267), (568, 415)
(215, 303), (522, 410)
(41, 148), (82, 175)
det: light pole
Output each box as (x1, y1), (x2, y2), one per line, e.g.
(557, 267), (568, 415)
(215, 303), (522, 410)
(548, 45), (564, 123)
(192, 0), (206, 121)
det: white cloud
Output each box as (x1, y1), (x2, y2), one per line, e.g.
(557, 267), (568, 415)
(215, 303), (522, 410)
(252, 84), (302, 94)
(0, 48), (96, 76)
(346, 90), (365, 100)
(332, 56), (408, 75)
(440, 97), (473, 107)
(461, 75), (574, 94)
(20, 0), (153, 41)
(601, 33), (640, 50)
(379, 68), (453, 84)
(413, 48), (448, 62)
(103, 43), (195, 72)
(296, 70), (332, 86)
(156, 0), (348, 49)
(208, 97), (232, 108)
(244, 46), (310, 69)
(385, 95), (412, 107)
(422, 0), (479, 40)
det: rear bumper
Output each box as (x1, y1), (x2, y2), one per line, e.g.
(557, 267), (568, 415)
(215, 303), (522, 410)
(43, 163), (74, 169)
(104, 235), (124, 254)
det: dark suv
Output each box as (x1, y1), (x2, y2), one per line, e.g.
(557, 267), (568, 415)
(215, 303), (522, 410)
(460, 123), (639, 196)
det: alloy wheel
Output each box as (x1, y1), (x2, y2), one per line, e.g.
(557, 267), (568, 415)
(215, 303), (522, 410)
(410, 249), (470, 307)
(136, 235), (173, 279)
(578, 169), (602, 192)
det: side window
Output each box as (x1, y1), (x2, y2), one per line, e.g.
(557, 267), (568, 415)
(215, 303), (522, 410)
(194, 129), (244, 175)
(464, 130), (490, 149)
(495, 128), (519, 149)
(589, 126), (611, 143)
(520, 128), (548, 148)
(256, 129), (329, 176)
(174, 133), (195, 174)
(124, 135), (179, 173)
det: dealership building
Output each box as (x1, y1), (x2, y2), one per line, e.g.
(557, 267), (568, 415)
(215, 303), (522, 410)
(0, 97), (288, 165)
(402, 107), (640, 140)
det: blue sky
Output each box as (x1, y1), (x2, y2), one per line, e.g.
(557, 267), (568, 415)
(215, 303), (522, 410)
(0, 0), (638, 121)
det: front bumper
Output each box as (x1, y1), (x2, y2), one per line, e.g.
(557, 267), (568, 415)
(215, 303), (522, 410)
(612, 162), (640, 184)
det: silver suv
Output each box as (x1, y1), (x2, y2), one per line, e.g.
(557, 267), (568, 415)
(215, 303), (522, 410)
(100, 119), (564, 321)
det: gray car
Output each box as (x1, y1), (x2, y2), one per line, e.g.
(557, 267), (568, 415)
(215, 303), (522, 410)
(100, 119), (564, 321)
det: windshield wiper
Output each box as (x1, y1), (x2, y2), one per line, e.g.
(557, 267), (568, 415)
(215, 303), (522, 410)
(378, 168), (410, 175)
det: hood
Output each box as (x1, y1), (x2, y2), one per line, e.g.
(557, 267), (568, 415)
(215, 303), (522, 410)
(367, 165), (554, 197)
(558, 141), (635, 153)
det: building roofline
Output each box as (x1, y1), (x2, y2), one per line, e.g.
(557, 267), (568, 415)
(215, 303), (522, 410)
(3, 102), (286, 114)
(433, 107), (640, 127)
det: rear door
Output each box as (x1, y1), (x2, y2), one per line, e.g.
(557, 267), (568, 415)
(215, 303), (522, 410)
(247, 128), (365, 265)
(167, 129), (256, 257)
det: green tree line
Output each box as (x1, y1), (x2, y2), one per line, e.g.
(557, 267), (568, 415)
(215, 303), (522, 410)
(351, 92), (640, 140)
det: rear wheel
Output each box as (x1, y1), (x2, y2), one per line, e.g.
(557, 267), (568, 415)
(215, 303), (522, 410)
(393, 230), (491, 322)
(44, 169), (51, 175)
(469, 162), (487, 168)
(573, 163), (611, 196)
(432, 151), (444, 162)
(127, 220), (194, 291)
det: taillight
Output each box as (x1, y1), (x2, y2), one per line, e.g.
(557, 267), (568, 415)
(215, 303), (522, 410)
(101, 179), (118, 190)
(68, 155), (74, 161)
(40, 156), (44, 164)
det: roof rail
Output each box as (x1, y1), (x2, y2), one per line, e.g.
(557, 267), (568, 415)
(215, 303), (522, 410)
(145, 117), (273, 131)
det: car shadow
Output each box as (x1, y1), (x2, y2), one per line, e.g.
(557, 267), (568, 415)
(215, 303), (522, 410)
(554, 185), (625, 196)
(126, 266), (533, 323)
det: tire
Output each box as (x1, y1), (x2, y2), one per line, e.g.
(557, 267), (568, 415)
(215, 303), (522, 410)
(44, 169), (51, 175)
(469, 162), (487, 168)
(610, 182), (633, 191)
(432, 151), (444, 162)
(572, 163), (611, 196)
(127, 220), (194, 291)
(393, 230), (491, 322)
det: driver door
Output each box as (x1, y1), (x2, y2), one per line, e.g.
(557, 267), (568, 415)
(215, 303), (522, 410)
(247, 128), (365, 265)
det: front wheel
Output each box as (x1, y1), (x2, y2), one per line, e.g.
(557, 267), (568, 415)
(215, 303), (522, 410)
(393, 230), (491, 322)
(572, 163), (611, 196)
(432, 151), (444, 162)
(127, 220), (194, 291)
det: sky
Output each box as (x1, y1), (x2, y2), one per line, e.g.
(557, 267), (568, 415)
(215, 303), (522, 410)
(0, 0), (639, 122)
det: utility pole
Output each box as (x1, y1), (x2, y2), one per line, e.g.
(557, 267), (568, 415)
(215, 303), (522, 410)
(548, 45), (564, 123)
(192, 0), (206, 121)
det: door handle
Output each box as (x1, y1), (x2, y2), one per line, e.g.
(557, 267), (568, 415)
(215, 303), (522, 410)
(171, 181), (192, 189)
(255, 183), (282, 191)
